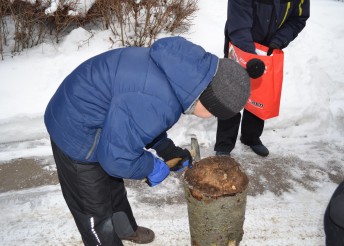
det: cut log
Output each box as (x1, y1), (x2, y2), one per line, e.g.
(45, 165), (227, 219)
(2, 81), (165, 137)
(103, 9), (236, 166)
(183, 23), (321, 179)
(183, 156), (249, 246)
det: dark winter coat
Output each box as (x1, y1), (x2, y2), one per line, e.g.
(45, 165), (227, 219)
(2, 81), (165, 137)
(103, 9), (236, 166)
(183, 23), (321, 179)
(44, 37), (218, 180)
(225, 0), (310, 53)
(324, 181), (344, 246)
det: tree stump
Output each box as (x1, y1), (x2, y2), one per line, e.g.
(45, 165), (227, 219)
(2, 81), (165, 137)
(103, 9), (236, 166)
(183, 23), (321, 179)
(183, 156), (249, 246)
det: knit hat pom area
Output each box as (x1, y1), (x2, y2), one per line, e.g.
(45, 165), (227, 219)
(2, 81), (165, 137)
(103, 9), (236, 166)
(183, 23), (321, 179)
(246, 58), (265, 79)
(199, 58), (251, 120)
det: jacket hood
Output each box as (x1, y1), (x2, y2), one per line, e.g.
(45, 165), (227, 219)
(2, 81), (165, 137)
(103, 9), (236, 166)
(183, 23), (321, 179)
(150, 36), (219, 111)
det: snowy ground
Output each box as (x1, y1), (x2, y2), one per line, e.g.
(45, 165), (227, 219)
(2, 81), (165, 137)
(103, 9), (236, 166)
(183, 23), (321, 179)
(1, 0), (344, 245)
(0, 145), (342, 246)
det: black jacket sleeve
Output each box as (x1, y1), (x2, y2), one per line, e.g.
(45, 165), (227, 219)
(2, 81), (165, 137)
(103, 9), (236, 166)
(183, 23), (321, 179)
(271, 0), (310, 49)
(226, 0), (256, 53)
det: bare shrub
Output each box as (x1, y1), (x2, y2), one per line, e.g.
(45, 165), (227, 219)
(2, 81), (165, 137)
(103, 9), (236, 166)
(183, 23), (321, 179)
(94, 0), (198, 47)
(0, 0), (198, 59)
(43, 0), (85, 43)
(0, 0), (11, 59)
(9, 0), (48, 53)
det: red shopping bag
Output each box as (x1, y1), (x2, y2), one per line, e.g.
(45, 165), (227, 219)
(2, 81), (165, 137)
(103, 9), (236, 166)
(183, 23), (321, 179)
(228, 42), (284, 120)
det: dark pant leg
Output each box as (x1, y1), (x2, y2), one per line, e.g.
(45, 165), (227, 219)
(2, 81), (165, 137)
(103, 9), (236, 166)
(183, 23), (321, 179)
(109, 177), (137, 238)
(214, 112), (241, 152)
(224, 35), (230, 58)
(240, 109), (265, 146)
(51, 140), (136, 246)
(214, 35), (241, 153)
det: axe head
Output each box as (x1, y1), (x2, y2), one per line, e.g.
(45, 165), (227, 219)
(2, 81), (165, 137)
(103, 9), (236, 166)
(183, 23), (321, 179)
(190, 137), (201, 162)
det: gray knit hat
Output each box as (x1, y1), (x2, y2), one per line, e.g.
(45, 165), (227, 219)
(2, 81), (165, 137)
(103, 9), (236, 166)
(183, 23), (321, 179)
(199, 58), (251, 120)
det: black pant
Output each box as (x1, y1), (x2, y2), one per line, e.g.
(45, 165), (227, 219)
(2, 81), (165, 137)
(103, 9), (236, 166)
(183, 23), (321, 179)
(215, 109), (264, 152)
(51, 140), (137, 246)
(324, 181), (344, 246)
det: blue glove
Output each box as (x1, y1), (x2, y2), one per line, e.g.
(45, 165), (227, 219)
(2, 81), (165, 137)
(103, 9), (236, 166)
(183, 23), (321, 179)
(146, 159), (170, 187)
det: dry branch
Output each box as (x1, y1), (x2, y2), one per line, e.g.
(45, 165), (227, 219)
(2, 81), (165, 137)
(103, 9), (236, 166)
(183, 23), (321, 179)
(0, 0), (198, 59)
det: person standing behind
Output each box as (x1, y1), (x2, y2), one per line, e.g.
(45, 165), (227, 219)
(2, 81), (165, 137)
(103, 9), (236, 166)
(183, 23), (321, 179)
(215, 0), (310, 157)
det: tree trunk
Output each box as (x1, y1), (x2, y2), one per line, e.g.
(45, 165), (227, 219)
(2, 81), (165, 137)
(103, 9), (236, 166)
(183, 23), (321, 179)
(183, 156), (249, 246)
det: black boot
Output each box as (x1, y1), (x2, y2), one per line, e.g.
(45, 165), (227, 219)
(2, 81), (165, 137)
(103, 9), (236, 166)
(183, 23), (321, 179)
(249, 144), (269, 157)
(240, 136), (269, 157)
(120, 226), (155, 244)
(215, 151), (231, 156)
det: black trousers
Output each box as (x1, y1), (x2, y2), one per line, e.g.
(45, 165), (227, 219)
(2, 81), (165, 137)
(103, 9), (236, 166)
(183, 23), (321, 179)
(324, 181), (344, 246)
(215, 109), (264, 152)
(51, 140), (137, 246)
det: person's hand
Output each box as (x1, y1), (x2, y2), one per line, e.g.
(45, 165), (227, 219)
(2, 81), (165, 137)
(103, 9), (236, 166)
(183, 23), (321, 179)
(146, 159), (170, 187)
(155, 139), (193, 169)
(170, 157), (192, 172)
(267, 43), (280, 56)
(164, 147), (193, 171)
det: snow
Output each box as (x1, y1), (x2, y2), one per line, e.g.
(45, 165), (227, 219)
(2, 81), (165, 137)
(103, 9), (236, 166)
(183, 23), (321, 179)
(0, 0), (343, 245)
(44, 0), (96, 16)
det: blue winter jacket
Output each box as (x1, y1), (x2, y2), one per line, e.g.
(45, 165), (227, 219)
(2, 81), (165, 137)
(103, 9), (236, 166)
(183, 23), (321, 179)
(225, 0), (310, 53)
(44, 37), (218, 179)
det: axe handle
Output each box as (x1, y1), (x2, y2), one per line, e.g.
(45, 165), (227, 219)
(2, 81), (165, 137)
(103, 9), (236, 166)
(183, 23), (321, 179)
(166, 148), (198, 169)
(166, 157), (182, 168)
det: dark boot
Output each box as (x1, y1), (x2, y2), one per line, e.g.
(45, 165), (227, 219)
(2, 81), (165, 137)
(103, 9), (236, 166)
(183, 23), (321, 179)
(240, 136), (269, 157)
(120, 226), (155, 244)
(249, 144), (269, 157)
(215, 151), (231, 156)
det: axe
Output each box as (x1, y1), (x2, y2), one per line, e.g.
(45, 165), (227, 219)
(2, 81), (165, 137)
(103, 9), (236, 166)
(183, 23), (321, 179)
(145, 137), (200, 185)
(166, 136), (200, 169)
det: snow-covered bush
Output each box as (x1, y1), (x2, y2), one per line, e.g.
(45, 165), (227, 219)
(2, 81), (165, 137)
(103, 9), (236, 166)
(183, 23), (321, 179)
(9, 1), (48, 53)
(0, 0), (11, 59)
(0, 0), (198, 59)
(95, 0), (198, 47)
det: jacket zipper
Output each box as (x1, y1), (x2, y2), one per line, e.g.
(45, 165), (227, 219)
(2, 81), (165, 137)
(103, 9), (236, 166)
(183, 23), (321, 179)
(279, 2), (291, 28)
(299, 0), (304, 16)
(85, 128), (102, 160)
